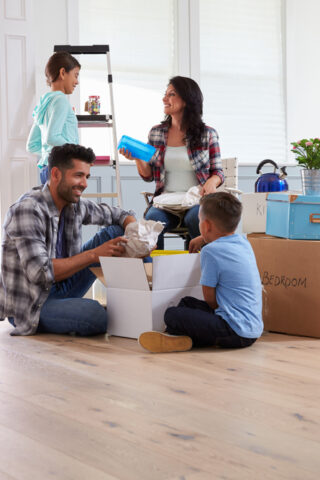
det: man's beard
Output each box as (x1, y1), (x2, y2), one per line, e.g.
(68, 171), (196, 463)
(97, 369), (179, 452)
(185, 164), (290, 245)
(57, 177), (83, 204)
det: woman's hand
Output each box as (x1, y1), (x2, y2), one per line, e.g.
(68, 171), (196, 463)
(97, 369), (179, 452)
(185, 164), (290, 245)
(189, 235), (205, 253)
(119, 148), (138, 161)
(119, 147), (152, 179)
(200, 175), (221, 196)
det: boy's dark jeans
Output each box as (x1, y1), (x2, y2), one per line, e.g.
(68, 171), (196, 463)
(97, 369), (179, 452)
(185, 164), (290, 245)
(164, 296), (257, 349)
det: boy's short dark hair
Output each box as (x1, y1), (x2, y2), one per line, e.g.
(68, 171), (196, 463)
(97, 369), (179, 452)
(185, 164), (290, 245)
(200, 192), (242, 233)
(48, 144), (95, 173)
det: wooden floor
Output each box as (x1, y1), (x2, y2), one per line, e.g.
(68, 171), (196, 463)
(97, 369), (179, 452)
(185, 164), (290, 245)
(0, 322), (319, 480)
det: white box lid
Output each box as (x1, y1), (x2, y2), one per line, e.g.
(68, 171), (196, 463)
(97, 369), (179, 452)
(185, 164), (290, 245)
(99, 253), (201, 291)
(99, 257), (149, 291)
(152, 253), (201, 290)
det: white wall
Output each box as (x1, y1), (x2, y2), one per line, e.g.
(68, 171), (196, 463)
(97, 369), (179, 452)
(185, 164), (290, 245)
(32, 0), (80, 128)
(0, 0), (75, 234)
(33, 0), (69, 103)
(286, 0), (320, 151)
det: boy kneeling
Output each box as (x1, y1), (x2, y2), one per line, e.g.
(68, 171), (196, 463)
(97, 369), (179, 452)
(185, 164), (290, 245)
(139, 192), (263, 353)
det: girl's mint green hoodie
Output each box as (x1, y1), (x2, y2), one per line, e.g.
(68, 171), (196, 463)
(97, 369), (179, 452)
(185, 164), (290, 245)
(26, 91), (79, 168)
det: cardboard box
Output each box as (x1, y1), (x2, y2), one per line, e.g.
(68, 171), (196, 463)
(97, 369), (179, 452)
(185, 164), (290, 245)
(241, 193), (268, 233)
(266, 192), (320, 239)
(98, 254), (203, 339)
(248, 234), (320, 338)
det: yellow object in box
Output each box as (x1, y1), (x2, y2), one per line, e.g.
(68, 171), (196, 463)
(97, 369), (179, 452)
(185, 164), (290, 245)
(151, 250), (189, 257)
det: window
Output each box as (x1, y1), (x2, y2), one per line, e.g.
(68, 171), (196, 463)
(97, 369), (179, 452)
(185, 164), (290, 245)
(199, 0), (286, 164)
(78, 0), (286, 164)
(78, 0), (175, 155)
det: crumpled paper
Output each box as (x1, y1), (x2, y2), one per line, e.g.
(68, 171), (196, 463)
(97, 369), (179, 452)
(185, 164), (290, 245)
(124, 219), (164, 257)
(153, 185), (201, 211)
(181, 185), (201, 207)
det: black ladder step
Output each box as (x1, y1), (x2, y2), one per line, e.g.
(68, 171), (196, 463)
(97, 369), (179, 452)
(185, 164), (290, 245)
(77, 114), (112, 122)
(54, 45), (109, 55)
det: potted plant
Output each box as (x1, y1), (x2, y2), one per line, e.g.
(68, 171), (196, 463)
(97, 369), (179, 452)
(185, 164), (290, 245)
(291, 138), (320, 195)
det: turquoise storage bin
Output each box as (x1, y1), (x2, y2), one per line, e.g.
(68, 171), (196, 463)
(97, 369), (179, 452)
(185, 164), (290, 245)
(266, 193), (320, 239)
(118, 135), (156, 162)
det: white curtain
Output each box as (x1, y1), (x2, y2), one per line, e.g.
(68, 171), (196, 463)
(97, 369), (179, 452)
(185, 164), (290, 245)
(78, 0), (286, 164)
(199, 0), (286, 165)
(78, 0), (175, 154)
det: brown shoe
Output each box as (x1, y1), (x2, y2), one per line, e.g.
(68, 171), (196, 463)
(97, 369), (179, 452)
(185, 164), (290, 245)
(138, 331), (192, 353)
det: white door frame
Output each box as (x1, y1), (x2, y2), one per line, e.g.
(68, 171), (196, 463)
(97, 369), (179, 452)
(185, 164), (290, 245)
(0, 0), (37, 231)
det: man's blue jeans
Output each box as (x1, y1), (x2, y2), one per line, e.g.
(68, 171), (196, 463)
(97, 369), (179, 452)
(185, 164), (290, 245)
(145, 205), (200, 250)
(37, 225), (124, 336)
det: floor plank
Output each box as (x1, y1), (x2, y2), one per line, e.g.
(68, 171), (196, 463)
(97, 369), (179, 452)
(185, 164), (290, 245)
(0, 322), (319, 479)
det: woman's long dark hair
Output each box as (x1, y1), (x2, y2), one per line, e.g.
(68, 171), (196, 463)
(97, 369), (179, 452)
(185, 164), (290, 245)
(163, 76), (205, 149)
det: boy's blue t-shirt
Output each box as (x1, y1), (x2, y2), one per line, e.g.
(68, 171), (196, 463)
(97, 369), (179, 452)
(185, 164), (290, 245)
(200, 233), (263, 338)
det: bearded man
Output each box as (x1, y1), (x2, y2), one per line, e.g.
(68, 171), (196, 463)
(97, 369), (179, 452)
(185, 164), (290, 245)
(0, 143), (136, 336)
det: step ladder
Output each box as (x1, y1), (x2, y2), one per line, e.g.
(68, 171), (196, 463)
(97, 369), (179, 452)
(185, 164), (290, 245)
(53, 44), (122, 207)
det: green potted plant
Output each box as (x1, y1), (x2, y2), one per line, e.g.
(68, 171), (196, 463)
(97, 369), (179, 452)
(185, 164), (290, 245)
(291, 138), (320, 195)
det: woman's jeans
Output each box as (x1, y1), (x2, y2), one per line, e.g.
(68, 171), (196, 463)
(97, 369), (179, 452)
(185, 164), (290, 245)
(165, 296), (257, 349)
(145, 205), (200, 250)
(33, 225), (123, 336)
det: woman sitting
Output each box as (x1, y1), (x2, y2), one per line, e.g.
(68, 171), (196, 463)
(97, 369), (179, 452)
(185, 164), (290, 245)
(120, 75), (224, 249)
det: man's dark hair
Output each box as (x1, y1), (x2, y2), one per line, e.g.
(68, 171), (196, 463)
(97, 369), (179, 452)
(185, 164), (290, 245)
(200, 192), (242, 233)
(48, 144), (95, 173)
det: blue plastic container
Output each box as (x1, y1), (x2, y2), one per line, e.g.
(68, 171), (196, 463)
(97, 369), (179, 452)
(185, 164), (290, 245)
(118, 135), (156, 162)
(266, 192), (320, 239)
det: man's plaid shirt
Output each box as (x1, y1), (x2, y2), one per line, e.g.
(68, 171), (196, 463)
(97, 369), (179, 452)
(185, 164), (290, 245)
(0, 184), (135, 336)
(140, 123), (224, 196)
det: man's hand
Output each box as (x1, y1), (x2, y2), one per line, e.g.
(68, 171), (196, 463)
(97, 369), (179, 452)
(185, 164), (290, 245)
(94, 236), (127, 259)
(52, 237), (128, 282)
(189, 235), (205, 253)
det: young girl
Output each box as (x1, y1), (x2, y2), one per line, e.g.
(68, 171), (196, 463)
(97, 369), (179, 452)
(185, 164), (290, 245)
(27, 51), (81, 184)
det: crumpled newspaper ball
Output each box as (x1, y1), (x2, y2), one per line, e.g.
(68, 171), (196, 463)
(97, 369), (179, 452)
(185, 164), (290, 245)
(124, 219), (164, 257)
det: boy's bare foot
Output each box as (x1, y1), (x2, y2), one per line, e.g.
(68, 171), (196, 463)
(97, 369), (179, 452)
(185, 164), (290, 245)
(138, 331), (192, 353)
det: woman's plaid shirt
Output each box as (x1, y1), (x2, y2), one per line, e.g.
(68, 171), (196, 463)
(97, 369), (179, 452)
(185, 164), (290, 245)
(0, 184), (135, 336)
(140, 123), (224, 196)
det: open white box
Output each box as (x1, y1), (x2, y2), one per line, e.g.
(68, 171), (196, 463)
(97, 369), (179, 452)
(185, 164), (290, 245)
(98, 254), (203, 339)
